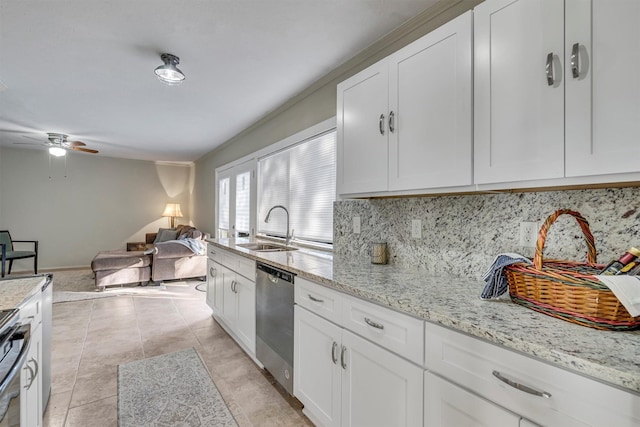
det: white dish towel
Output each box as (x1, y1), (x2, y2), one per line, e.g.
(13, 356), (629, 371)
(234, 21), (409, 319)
(595, 275), (640, 317)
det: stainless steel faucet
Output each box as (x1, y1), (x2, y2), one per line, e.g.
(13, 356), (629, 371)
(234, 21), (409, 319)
(264, 205), (291, 246)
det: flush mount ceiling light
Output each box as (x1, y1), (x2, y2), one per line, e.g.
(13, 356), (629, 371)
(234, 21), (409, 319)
(49, 146), (66, 157)
(154, 53), (185, 85)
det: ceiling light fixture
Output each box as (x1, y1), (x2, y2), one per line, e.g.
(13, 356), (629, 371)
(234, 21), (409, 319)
(154, 53), (185, 85)
(49, 146), (66, 157)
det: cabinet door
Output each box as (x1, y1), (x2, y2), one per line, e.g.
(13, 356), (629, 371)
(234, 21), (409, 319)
(474, 0), (565, 184)
(294, 306), (342, 427)
(425, 372), (521, 427)
(221, 267), (237, 327)
(21, 323), (42, 427)
(337, 59), (389, 194)
(206, 258), (222, 313)
(234, 274), (256, 354)
(388, 11), (472, 191)
(341, 330), (423, 427)
(565, 0), (640, 177)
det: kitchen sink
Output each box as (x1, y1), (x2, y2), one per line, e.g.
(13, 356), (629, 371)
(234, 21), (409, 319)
(237, 242), (298, 252)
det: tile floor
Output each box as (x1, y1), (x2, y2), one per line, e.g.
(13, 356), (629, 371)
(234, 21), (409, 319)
(44, 282), (312, 426)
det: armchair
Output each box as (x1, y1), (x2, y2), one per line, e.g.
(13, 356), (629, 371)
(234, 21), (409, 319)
(0, 230), (38, 277)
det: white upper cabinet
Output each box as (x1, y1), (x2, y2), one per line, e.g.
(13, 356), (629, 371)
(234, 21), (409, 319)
(388, 10), (473, 191)
(565, 0), (640, 177)
(337, 11), (473, 196)
(474, 0), (565, 184)
(337, 60), (389, 194)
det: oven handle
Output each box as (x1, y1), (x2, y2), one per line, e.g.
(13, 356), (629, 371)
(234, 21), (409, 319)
(0, 325), (31, 396)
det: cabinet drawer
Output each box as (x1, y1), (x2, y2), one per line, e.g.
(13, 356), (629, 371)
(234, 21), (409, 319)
(18, 291), (42, 327)
(425, 322), (640, 427)
(207, 245), (255, 281)
(295, 277), (343, 326)
(342, 294), (424, 365)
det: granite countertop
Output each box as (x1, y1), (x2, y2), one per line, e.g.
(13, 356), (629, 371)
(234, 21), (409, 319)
(0, 275), (48, 310)
(208, 238), (640, 395)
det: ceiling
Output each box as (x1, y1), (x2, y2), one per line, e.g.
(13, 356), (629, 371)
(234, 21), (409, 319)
(0, 0), (438, 162)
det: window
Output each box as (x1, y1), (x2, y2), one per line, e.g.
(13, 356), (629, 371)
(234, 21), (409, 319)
(215, 118), (336, 246)
(216, 160), (256, 239)
(258, 130), (336, 244)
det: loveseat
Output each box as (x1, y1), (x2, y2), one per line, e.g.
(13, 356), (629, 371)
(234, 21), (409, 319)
(91, 224), (208, 290)
(145, 224), (209, 282)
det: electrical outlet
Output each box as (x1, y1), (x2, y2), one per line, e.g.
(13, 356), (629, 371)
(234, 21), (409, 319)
(519, 222), (538, 247)
(353, 216), (361, 234)
(411, 219), (422, 239)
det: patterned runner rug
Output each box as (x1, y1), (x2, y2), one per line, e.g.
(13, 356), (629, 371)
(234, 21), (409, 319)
(118, 348), (237, 427)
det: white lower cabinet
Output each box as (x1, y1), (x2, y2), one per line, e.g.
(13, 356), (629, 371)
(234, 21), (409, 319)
(425, 323), (640, 427)
(206, 245), (256, 356)
(294, 305), (423, 427)
(425, 372), (534, 427)
(19, 291), (43, 427)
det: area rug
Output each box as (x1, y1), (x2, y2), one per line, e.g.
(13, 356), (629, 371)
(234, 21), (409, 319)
(49, 268), (206, 304)
(118, 348), (237, 427)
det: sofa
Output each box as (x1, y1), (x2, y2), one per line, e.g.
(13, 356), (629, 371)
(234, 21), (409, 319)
(91, 224), (208, 290)
(145, 225), (209, 282)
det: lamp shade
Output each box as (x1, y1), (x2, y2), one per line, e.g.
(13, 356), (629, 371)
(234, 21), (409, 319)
(162, 203), (183, 218)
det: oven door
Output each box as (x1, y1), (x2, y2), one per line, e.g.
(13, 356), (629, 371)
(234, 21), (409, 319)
(0, 324), (30, 427)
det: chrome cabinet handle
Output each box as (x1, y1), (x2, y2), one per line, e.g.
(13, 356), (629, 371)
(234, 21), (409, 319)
(231, 280), (237, 293)
(29, 358), (39, 381)
(308, 294), (324, 303)
(545, 52), (555, 86)
(331, 342), (338, 364)
(209, 267), (217, 277)
(388, 111), (395, 133)
(492, 370), (551, 398)
(364, 317), (384, 330)
(570, 42), (580, 78)
(340, 345), (347, 369)
(379, 114), (385, 135)
(24, 364), (35, 390)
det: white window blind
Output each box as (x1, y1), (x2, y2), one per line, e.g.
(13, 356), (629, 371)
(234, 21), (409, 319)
(235, 171), (251, 234)
(258, 130), (336, 243)
(218, 177), (230, 236)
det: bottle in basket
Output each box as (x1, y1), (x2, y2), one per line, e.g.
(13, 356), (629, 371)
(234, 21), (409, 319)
(599, 247), (640, 275)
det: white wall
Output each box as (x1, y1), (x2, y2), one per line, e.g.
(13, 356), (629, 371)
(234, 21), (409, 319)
(0, 147), (193, 271)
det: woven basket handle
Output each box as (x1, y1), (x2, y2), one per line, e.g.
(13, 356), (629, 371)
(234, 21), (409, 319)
(533, 209), (597, 270)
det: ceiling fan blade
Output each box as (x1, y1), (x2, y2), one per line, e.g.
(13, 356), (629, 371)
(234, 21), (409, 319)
(72, 147), (99, 154)
(68, 140), (86, 147)
(13, 142), (41, 146)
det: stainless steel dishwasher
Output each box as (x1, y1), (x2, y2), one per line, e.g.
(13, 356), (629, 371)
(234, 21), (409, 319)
(256, 262), (296, 395)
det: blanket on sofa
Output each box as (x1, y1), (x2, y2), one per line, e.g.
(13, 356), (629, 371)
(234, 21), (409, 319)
(147, 238), (206, 257)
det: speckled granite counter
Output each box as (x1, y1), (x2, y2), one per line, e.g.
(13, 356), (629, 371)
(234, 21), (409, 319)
(0, 275), (47, 310)
(208, 238), (640, 395)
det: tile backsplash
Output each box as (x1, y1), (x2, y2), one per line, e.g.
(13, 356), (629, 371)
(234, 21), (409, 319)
(333, 187), (640, 280)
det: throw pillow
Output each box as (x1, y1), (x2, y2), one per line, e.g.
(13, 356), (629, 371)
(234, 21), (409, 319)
(154, 228), (179, 243)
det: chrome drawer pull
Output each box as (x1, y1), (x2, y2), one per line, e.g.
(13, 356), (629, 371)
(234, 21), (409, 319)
(492, 370), (551, 398)
(308, 294), (324, 303)
(379, 114), (385, 135)
(388, 111), (395, 133)
(340, 345), (347, 369)
(331, 342), (338, 364)
(570, 42), (580, 78)
(364, 317), (384, 330)
(545, 52), (555, 86)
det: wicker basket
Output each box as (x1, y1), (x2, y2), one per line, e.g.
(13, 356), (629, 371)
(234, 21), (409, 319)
(505, 209), (640, 331)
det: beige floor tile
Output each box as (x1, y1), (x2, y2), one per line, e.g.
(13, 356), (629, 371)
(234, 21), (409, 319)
(43, 390), (71, 427)
(64, 396), (117, 427)
(70, 366), (117, 408)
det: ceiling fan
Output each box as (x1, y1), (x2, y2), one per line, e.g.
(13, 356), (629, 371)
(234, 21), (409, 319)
(15, 132), (99, 156)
